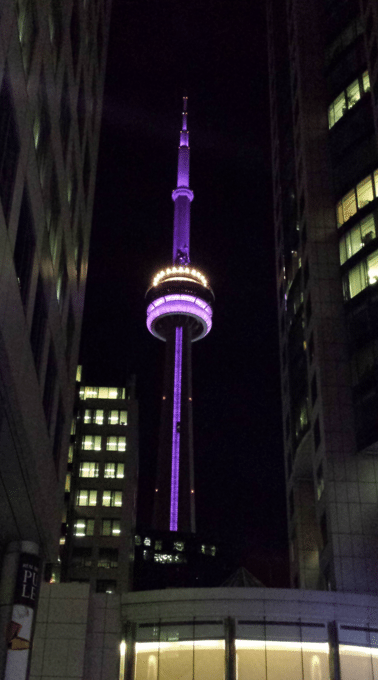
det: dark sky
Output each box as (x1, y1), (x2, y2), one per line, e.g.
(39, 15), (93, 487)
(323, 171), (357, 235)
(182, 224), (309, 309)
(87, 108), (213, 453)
(80, 0), (289, 586)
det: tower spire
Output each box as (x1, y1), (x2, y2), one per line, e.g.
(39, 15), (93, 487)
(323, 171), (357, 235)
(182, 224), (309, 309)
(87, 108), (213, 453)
(172, 95), (194, 265)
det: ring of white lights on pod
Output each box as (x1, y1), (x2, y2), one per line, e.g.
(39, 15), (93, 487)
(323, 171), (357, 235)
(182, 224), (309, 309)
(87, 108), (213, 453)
(146, 294), (212, 341)
(152, 267), (208, 288)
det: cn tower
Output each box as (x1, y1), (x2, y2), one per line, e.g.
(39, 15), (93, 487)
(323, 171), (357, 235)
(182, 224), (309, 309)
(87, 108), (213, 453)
(146, 97), (214, 533)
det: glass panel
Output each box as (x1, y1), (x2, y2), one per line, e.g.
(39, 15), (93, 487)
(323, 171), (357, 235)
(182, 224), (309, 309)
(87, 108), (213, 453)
(348, 261), (366, 298)
(84, 409), (92, 423)
(346, 78), (360, 108)
(337, 201), (344, 226)
(108, 388), (118, 398)
(342, 189), (357, 222)
(339, 237), (347, 265)
(80, 462), (99, 478)
(118, 437), (126, 451)
(89, 490), (97, 506)
(349, 223), (363, 257)
(104, 463), (115, 478)
(98, 387), (109, 398)
(374, 170), (378, 198)
(367, 250), (378, 285)
(135, 641), (225, 680)
(113, 491), (122, 507)
(120, 410), (127, 425)
(94, 435), (101, 450)
(102, 491), (111, 507)
(84, 386), (98, 398)
(95, 409), (104, 424)
(77, 490), (88, 505)
(65, 473), (71, 492)
(340, 646), (374, 680)
(112, 520), (121, 535)
(361, 214), (376, 244)
(107, 437), (117, 450)
(116, 463), (124, 478)
(109, 410), (119, 424)
(363, 70), (371, 92)
(333, 91), (346, 124)
(87, 519), (95, 536)
(102, 520), (111, 536)
(357, 175), (374, 209)
(68, 444), (74, 463)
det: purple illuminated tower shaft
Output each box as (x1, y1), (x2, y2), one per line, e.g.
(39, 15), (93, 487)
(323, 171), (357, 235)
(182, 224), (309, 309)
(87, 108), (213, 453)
(153, 321), (195, 532)
(147, 97), (213, 534)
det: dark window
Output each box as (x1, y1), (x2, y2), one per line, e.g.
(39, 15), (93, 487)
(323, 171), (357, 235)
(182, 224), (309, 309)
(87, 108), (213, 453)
(56, 250), (68, 311)
(16, 0), (38, 74)
(309, 332), (314, 363)
(96, 579), (116, 594)
(320, 513), (328, 548)
(314, 417), (321, 450)
(71, 547), (92, 568)
(289, 490), (295, 518)
(43, 343), (57, 427)
(30, 275), (47, 375)
(98, 548), (118, 569)
(14, 189), (35, 308)
(311, 373), (318, 405)
(70, 0), (80, 74)
(34, 73), (51, 184)
(306, 295), (312, 325)
(302, 222), (307, 245)
(46, 166), (61, 265)
(49, 0), (63, 69)
(286, 414), (290, 440)
(52, 396), (65, 468)
(0, 70), (20, 221)
(75, 223), (84, 284)
(83, 143), (91, 199)
(304, 259), (309, 287)
(60, 72), (71, 159)
(77, 74), (86, 144)
(316, 462), (324, 500)
(66, 303), (75, 364)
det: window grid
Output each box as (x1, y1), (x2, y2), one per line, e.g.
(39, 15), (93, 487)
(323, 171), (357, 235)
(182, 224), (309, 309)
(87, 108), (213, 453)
(76, 489), (97, 506)
(104, 463), (124, 479)
(106, 436), (126, 452)
(102, 490), (122, 507)
(339, 214), (376, 264)
(328, 70), (370, 128)
(79, 461), (99, 478)
(74, 519), (95, 536)
(337, 169), (378, 227)
(82, 435), (101, 450)
(101, 519), (121, 536)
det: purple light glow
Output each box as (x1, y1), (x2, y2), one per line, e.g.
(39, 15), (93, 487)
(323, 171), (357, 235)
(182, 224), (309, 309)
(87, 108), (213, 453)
(170, 326), (183, 531)
(146, 295), (212, 341)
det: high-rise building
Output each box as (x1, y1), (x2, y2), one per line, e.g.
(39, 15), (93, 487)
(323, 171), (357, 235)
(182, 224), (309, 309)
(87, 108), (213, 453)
(0, 0), (111, 674)
(59, 371), (138, 593)
(146, 97), (214, 533)
(268, 0), (378, 592)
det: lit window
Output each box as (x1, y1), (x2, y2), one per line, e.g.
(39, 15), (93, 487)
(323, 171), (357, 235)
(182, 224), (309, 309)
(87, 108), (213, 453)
(339, 214), (376, 264)
(106, 436), (126, 451)
(82, 435), (101, 450)
(65, 473), (71, 492)
(328, 91), (345, 128)
(108, 410), (128, 425)
(76, 489), (97, 506)
(363, 70), (370, 92)
(101, 519), (121, 536)
(95, 409), (104, 425)
(104, 463), (124, 479)
(84, 409), (92, 423)
(79, 461), (99, 478)
(76, 365), (82, 381)
(346, 78), (360, 108)
(74, 519), (95, 536)
(80, 386), (126, 400)
(102, 490), (122, 507)
(173, 541), (184, 552)
(144, 537), (151, 546)
(59, 536), (65, 545)
(341, 249), (378, 299)
(68, 444), (74, 463)
(70, 419), (76, 435)
(357, 175), (374, 209)
(135, 535), (142, 546)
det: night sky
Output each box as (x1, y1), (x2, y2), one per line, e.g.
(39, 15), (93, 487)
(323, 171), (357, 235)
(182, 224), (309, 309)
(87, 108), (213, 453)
(80, 0), (289, 587)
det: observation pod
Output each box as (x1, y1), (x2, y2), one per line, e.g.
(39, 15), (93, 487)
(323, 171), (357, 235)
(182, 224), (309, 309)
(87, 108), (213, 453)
(146, 96), (214, 534)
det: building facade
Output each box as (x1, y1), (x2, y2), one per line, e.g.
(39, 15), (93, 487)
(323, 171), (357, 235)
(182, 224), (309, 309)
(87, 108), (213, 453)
(30, 583), (378, 680)
(59, 372), (138, 594)
(268, 0), (378, 591)
(0, 0), (111, 675)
